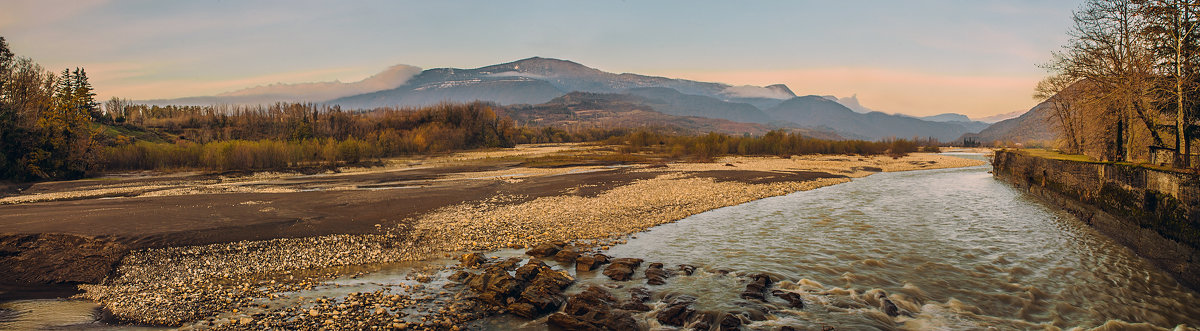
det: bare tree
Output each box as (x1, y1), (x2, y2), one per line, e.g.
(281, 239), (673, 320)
(1035, 74), (1089, 154)
(1051, 0), (1167, 161)
(1143, 0), (1200, 167)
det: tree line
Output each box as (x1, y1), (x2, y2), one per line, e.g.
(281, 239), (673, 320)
(1, 34), (942, 181)
(1040, 0), (1200, 169)
(605, 130), (934, 162)
(1, 36), (104, 180)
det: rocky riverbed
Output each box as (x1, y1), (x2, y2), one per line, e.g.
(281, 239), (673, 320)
(3, 151), (984, 329)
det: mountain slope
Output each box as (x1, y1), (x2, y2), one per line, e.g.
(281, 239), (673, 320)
(501, 92), (771, 136)
(765, 96), (977, 141)
(623, 87), (772, 124)
(329, 57), (799, 111)
(959, 102), (1055, 145)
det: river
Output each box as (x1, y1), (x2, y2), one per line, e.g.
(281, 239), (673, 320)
(483, 153), (1199, 330)
(3, 153), (1197, 330)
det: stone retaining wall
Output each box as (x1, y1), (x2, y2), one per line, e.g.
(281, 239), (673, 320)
(992, 150), (1200, 290)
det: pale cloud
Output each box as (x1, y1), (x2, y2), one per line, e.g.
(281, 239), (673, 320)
(650, 67), (1038, 118)
(97, 66), (386, 100)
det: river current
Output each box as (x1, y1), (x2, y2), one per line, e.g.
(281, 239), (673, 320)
(487, 153), (1199, 330)
(3, 153), (1197, 330)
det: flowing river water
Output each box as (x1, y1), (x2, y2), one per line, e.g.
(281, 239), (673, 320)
(2, 153), (1198, 330)
(481, 153), (1199, 330)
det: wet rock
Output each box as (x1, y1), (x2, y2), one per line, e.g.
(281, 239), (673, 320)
(655, 295), (696, 326)
(609, 258), (643, 268)
(514, 260), (547, 281)
(629, 287), (651, 303)
(645, 263), (671, 285)
(563, 286), (618, 315)
(877, 292), (900, 317)
(772, 289), (805, 308)
(553, 249), (580, 263)
(691, 311), (717, 330)
(719, 313), (743, 330)
(459, 252), (486, 268)
(548, 286), (638, 331)
(448, 271), (471, 283)
(547, 313), (604, 331)
(507, 302), (537, 319)
(617, 301), (651, 312)
(575, 254), (610, 272)
(485, 272), (521, 298)
(525, 242), (563, 258)
(678, 264), (696, 276)
(515, 267), (574, 315)
(494, 257), (523, 270)
(602, 258), (643, 281)
(740, 273), (772, 301)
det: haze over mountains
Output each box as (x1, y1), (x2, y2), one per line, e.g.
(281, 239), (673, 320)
(146, 57), (1024, 142)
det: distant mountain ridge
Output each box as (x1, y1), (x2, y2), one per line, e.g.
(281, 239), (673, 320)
(766, 96), (985, 141)
(146, 57), (1000, 141)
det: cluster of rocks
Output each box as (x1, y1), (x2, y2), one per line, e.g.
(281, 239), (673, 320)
(447, 242), (834, 330)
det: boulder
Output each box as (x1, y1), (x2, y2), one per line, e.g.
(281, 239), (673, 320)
(485, 272), (521, 298)
(575, 254), (610, 272)
(772, 289), (805, 308)
(629, 287), (651, 303)
(494, 257), (523, 270)
(617, 301), (651, 312)
(518, 282), (567, 313)
(655, 295), (697, 326)
(678, 264), (696, 276)
(877, 292), (901, 317)
(525, 242), (563, 258)
(602, 264), (635, 281)
(548, 286), (639, 331)
(645, 263), (671, 285)
(507, 302), (537, 319)
(515, 260), (547, 281)
(740, 273), (772, 301)
(459, 252), (487, 268)
(719, 313), (743, 330)
(553, 249), (581, 263)
(609, 258), (644, 268)
(602, 258), (643, 281)
(547, 313), (604, 331)
(448, 270), (471, 282)
(516, 267), (575, 314)
(563, 286), (617, 315)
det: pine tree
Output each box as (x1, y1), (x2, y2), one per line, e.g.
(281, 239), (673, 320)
(73, 67), (100, 122)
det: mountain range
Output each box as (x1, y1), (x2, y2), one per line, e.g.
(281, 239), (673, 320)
(146, 57), (1016, 142)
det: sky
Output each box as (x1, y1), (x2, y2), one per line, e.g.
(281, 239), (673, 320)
(2, 0), (1081, 119)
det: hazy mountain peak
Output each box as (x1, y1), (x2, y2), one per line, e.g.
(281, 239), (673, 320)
(477, 57), (598, 77)
(974, 110), (1024, 123)
(920, 113), (972, 122)
(217, 64), (422, 101)
(766, 84), (796, 98)
(722, 84), (795, 99)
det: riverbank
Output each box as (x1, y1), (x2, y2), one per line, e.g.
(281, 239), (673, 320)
(0, 146), (983, 327)
(991, 149), (1200, 291)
